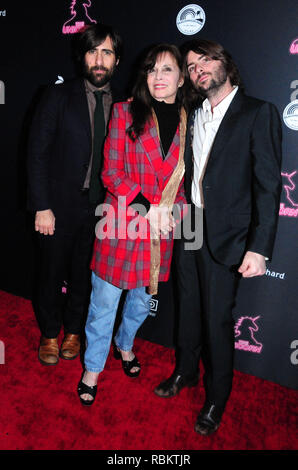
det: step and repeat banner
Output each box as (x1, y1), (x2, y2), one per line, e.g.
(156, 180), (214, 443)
(0, 1), (297, 390)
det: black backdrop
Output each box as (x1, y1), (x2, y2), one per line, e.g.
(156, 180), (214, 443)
(0, 1), (297, 390)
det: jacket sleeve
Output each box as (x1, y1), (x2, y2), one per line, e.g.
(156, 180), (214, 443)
(246, 102), (282, 260)
(101, 102), (142, 206)
(27, 86), (60, 212)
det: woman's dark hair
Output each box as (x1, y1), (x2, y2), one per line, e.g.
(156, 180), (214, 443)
(127, 43), (184, 141)
(72, 23), (123, 70)
(180, 39), (243, 110)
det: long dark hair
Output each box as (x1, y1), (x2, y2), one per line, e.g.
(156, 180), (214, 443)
(180, 39), (243, 110)
(127, 44), (184, 141)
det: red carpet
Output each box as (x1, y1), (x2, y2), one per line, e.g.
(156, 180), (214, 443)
(0, 290), (297, 451)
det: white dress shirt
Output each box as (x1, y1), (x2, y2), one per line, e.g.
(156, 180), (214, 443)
(191, 86), (238, 208)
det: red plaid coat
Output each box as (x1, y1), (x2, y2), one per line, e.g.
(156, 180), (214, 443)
(90, 101), (186, 289)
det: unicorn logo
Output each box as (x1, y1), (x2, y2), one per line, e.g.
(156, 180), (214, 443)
(234, 316), (263, 353)
(62, 0), (97, 35)
(281, 171), (298, 208)
(290, 39), (298, 55)
(280, 170), (298, 218)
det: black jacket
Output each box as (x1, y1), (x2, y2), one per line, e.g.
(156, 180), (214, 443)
(27, 77), (118, 214)
(183, 91), (282, 265)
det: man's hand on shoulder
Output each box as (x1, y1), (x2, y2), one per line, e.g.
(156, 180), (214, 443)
(238, 251), (266, 278)
(35, 209), (55, 236)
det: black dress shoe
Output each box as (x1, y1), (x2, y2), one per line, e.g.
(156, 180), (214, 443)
(194, 402), (224, 436)
(154, 371), (199, 398)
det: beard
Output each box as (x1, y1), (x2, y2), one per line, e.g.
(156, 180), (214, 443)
(195, 63), (228, 97)
(83, 63), (115, 88)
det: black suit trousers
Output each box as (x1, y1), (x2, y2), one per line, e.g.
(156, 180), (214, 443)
(174, 234), (240, 407)
(34, 196), (98, 338)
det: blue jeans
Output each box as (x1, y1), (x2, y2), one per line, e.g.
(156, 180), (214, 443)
(84, 272), (152, 373)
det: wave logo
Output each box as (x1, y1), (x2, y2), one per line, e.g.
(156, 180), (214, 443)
(283, 99), (298, 131)
(279, 170), (298, 218)
(176, 4), (206, 36)
(290, 39), (298, 55)
(234, 316), (263, 354)
(62, 0), (97, 35)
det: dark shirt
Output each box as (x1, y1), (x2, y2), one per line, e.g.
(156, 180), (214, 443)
(151, 98), (179, 158)
(83, 79), (113, 189)
(130, 99), (180, 214)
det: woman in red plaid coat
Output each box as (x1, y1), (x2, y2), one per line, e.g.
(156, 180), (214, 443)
(78, 43), (187, 405)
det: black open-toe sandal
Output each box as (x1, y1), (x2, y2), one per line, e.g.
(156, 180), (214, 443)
(113, 345), (141, 378)
(77, 380), (97, 406)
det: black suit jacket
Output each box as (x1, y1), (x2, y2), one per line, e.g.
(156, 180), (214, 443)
(184, 90), (282, 266)
(27, 78), (116, 215)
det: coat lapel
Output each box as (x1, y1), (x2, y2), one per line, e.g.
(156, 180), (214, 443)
(138, 117), (167, 190)
(162, 126), (180, 182)
(71, 78), (92, 142)
(183, 109), (196, 200)
(138, 109), (184, 189)
(206, 90), (244, 168)
(185, 91), (244, 199)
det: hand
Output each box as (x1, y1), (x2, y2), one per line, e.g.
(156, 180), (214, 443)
(238, 251), (266, 278)
(145, 205), (176, 238)
(161, 210), (176, 236)
(35, 209), (55, 236)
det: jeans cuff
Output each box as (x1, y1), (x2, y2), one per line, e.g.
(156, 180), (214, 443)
(114, 339), (133, 352)
(84, 366), (103, 373)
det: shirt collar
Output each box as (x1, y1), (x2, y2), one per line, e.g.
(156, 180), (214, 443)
(202, 86), (238, 116)
(84, 79), (112, 96)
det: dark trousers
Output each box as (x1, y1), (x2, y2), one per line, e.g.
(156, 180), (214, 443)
(174, 236), (240, 408)
(34, 201), (98, 338)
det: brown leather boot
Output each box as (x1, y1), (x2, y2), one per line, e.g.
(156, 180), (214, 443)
(60, 334), (80, 360)
(38, 337), (59, 365)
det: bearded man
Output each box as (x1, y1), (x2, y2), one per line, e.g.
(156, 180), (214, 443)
(154, 39), (282, 436)
(27, 24), (122, 366)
